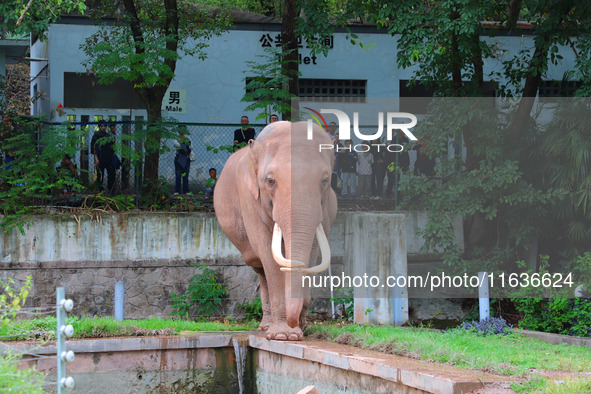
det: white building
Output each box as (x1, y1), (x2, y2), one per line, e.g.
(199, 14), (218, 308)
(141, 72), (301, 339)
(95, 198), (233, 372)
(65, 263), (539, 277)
(28, 14), (578, 188)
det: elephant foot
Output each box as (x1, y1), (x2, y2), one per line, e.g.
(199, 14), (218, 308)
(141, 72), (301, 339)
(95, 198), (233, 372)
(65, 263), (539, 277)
(265, 323), (303, 341)
(258, 315), (272, 331)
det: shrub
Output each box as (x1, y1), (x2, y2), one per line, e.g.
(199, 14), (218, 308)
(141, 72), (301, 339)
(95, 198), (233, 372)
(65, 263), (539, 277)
(330, 287), (354, 320)
(0, 276), (45, 392)
(513, 297), (591, 337)
(170, 262), (227, 319)
(237, 298), (263, 321)
(454, 317), (512, 336)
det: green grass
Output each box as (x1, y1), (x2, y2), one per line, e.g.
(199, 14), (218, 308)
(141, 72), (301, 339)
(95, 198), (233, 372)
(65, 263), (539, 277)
(306, 323), (591, 376)
(0, 351), (44, 393)
(512, 376), (591, 393)
(0, 316), (258, 341)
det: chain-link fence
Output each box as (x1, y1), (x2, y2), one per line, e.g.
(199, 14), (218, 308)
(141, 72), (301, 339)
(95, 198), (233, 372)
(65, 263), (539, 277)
(55, 121), (268, 197)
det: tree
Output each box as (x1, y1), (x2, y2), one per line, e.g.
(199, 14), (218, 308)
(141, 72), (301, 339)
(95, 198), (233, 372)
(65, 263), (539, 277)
(81, 1), (230, 186)
(366, 0), (591, 272)
(0, 0), (86, 39)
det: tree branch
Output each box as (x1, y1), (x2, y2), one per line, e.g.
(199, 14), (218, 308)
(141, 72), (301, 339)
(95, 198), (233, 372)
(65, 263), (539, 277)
(122, 0), (145, 56)
(16, 0), (35, 27)
(506, 0), (522, 30)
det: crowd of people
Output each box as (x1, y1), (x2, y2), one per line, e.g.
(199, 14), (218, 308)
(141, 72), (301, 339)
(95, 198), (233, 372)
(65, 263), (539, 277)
(329, 130), (436, 203)
(32, 113), (435, 201)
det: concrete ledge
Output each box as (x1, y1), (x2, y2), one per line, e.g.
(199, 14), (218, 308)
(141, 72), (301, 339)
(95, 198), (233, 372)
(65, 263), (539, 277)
(517, 329), (591, 349)
(249, 335), (513, 394)
(10, 334), (236, 355)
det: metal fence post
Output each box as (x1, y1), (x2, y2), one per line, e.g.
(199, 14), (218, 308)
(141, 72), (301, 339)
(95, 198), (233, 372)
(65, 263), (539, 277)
(478, 272), (490, 322)
(114, 282), (125, 321)
(57, 287), (75, 392)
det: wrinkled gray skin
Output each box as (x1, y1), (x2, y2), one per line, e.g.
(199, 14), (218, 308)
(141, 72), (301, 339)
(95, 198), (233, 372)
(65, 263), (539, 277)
(214, 121), (337, 341)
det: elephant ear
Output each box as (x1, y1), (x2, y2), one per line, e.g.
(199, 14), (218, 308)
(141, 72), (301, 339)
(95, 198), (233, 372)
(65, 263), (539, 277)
(247, 141), (260, 200)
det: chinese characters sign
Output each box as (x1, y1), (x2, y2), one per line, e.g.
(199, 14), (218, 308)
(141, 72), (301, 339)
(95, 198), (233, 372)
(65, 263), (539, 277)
(259, 34), (334, 49)
(259, 34), (335, 65)
(162, 89), (187, 114)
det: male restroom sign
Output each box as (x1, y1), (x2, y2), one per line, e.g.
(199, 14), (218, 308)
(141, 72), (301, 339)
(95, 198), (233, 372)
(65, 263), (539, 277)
(162, 89), (187, 114)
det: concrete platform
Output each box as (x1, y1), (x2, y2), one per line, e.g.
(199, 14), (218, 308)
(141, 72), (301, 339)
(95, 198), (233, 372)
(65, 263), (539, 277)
(248, 335), (514, 394)
(13, 334), (515, 393)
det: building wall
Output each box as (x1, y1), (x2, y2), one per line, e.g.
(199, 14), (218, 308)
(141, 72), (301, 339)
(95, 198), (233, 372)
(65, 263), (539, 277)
(35, 20), (578, 124)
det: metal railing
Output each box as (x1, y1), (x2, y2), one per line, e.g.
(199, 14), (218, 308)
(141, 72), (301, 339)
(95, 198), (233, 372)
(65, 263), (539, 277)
(52, 121), (268, 197)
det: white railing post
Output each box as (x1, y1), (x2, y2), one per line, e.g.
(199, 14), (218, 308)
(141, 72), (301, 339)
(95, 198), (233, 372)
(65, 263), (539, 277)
(478, 272), (490, 321)
(56, 287), (75, 393)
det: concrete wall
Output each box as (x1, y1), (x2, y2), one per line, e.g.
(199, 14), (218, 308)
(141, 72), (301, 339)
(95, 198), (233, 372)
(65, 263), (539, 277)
(14, 334), (508, 393)
(0, 211), (462, 319)
(38, 21), (578, 124)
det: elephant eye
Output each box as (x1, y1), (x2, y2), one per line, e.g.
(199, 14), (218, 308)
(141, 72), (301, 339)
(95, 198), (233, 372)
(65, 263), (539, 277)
(321, 177), (329, 187)
(266, 178), (276, 186)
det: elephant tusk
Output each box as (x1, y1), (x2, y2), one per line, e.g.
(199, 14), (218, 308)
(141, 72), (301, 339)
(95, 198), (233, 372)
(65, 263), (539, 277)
(280, 224), (331, 274)
(272, 223), (305, 268)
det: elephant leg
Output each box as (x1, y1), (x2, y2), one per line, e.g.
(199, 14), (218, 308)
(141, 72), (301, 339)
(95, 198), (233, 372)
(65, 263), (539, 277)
(299, 298), (309, 333)
(298, 242), (318, 333)
(253, 266), (272, 331)
(263, 261), (303, 341)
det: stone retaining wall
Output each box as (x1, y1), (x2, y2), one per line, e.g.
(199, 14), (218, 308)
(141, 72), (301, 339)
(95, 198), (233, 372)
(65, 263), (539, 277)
(0, 211), (462, 319)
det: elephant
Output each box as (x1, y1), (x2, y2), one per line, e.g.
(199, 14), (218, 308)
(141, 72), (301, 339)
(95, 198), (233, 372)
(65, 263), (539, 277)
(214, 121), (337, 341)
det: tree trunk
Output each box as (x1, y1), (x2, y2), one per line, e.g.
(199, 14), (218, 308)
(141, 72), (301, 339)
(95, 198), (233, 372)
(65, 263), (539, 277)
(142, 102), (163, 187)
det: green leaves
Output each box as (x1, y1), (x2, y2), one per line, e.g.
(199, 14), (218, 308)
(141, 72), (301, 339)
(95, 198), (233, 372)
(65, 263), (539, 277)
(0, 117), (86, 233)
(0, 0), (86, 40)
(170, 262), (227, 319)
(242, 47), (300, 120)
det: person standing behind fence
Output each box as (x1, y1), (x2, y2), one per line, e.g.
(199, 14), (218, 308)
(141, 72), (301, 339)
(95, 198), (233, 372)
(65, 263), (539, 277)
(91, 120), (116, 193)
(204, 167), (217, 197)
(233, 115), (256, 151)
(173, 128), (192, 195)
(357, 149), (373, 198)
(370, 138), (387, 200)
(338, 140), (357, 197)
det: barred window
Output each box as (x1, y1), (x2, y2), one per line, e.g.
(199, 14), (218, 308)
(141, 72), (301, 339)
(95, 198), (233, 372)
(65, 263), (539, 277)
(538, 80), (581, 99)
(245, 78), (367, 102)
(299, 79), (366, 102)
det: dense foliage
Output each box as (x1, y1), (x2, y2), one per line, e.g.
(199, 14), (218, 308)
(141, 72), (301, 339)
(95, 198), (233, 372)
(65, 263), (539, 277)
(170, 262), (228, 319)
(81, 0), (230, 186)
(0, 277), (45, 392)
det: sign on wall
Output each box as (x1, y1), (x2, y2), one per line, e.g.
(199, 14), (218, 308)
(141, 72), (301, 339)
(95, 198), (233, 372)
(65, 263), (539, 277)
(162, 89), (187, 114)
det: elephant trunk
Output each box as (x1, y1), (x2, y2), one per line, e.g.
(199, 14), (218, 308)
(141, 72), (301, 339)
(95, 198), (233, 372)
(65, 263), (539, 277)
(283, 227), (315, 328)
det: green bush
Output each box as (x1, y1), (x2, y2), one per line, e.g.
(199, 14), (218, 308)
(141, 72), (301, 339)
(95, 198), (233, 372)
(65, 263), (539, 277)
(238, 297), (263, 321)
(0, 351), (44, 393)
(170, 262), (227, 319)
(330, 287), (354, 320)
(513, 297), (591, 337)
(0, 276), (45, 391)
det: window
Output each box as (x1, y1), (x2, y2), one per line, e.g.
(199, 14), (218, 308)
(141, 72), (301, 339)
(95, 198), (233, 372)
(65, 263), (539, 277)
(299, 79), (366, 101)
(64, 72), (145, 110)
(539, 80), (581, 99)
(245, 78), (367, 102)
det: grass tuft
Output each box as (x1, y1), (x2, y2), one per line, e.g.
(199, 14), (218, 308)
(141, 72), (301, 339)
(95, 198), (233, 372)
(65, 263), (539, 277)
(0, 316), (258, 341)
(305, 323), (591, 376)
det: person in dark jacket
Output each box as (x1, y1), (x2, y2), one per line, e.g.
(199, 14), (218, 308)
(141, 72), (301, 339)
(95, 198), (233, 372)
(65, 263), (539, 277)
(174, 129), (192, 195)
(233, 115), (256, 151)
(384, 136), (410, 200)
(370, 138), (387, 199)
(90, 120), (116, 193)
(414, 142), (436, 176)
